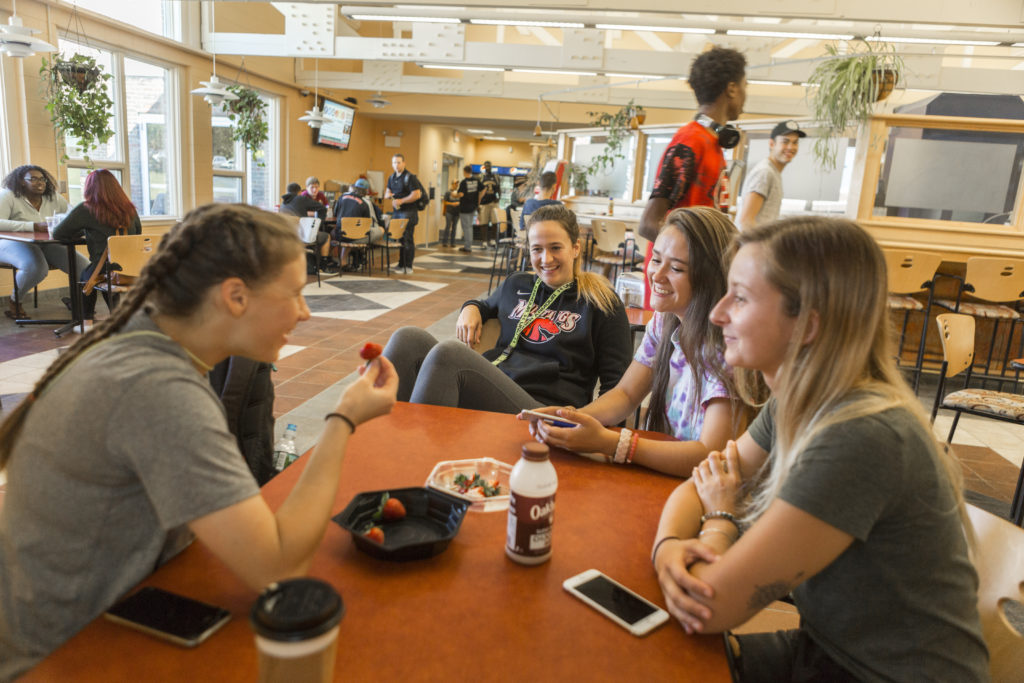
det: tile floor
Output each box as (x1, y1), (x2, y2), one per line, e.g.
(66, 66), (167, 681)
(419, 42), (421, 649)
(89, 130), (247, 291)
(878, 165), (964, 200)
(1, 245), (1022, 520)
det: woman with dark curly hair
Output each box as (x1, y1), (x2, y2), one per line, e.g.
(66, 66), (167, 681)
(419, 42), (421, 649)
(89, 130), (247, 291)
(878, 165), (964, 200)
(0, 165), (89, 319)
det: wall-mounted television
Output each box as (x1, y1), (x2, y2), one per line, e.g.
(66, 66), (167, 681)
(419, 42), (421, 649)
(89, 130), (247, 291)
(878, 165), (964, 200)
(314, 98), (356, 151)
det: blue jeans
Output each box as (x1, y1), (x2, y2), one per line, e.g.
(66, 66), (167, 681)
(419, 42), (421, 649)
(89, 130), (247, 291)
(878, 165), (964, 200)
(0, 239), (89, 303)
(393, 210), (417, 267)
(460, 212), (476, 249)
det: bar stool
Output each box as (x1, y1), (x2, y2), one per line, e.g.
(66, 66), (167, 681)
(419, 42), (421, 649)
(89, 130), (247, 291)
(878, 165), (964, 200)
(934, 257), (1024, 387)
(882, 249), (943, 393)
(0, 263), (38, 318)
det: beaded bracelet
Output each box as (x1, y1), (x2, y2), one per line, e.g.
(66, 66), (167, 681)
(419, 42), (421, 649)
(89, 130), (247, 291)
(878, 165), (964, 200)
(324, 412), (356, 434)
(700, 510), (738, 526)
(613, 428), (632, 464)
(625, 431), (640, 464)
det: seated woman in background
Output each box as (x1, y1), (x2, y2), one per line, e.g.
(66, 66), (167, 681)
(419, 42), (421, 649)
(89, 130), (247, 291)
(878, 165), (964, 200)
(383, 204), (631, 413)
(652, 217), (987, 681)
(0, 164), (89, 320)
(528, 207), (759, 476)
(0, 204), (398, 678)
(53, 169), (141, 319)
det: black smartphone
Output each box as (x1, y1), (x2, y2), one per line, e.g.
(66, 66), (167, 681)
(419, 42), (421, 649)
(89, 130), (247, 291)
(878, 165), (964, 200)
(104, 586), (231, 648)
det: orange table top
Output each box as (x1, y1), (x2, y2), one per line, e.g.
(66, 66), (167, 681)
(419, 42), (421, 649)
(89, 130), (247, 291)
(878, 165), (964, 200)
(26, 402), (729, 682)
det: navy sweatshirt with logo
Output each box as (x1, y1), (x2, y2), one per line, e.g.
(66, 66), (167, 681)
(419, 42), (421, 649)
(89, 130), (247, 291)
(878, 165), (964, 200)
(463, 272), (631, 407)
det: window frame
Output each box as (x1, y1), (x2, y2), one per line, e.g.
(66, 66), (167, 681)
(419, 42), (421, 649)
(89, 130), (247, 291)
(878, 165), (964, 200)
(58, 38), (182, 220)
(211, 91), (280, 210)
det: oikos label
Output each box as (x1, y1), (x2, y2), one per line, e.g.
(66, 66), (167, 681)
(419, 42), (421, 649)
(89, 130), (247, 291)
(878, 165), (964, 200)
(506, 491), (556, 562)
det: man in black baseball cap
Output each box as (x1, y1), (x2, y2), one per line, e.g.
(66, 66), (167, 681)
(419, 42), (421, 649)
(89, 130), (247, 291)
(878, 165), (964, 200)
(737, 120), (806, 230)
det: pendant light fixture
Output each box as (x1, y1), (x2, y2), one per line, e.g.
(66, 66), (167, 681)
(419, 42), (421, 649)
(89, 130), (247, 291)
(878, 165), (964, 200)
(191, 5), (237, 107)
(0, 0), (56, 57)
(298, 57), (328, 129)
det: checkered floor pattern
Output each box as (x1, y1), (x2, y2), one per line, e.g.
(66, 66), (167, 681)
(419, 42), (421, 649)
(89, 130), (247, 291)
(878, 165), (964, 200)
(302, 275), (447, 321)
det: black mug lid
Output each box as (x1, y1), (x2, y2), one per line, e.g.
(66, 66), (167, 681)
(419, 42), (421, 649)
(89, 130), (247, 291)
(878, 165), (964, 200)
(250, 578), (344, 641)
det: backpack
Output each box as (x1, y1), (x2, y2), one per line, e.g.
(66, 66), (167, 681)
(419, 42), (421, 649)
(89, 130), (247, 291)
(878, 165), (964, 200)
(407, 174), (430, 211)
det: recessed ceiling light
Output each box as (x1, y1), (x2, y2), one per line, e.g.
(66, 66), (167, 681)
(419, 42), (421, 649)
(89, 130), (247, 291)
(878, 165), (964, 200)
(470, 19), (584, 28)
(868, 35), (1000, 46)
(596, 24), (714, 34)
(606, 72), (663, 80)
(467, 129), (495, 134)
(482, 136), (508, 141)
(421, 63), (505, 72)
(512, 68), (598, 76)
(349, 14), (462, 24)
(748, 79), (796, 86)
(727, 29), (854, 40)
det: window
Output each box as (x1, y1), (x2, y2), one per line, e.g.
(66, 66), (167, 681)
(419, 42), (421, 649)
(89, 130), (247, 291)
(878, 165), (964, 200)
(569, 133), (636, 201)
(212, 94), (279, 210)
(70, 0), (183, 41)
(0, 59), (10, 176)
(59, 39), (179, 217)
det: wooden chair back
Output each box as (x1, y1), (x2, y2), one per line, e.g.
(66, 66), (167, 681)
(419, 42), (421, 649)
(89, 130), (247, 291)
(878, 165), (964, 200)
(964, 257), (1024, 303)
(883, 249), (943, 295)
(107, 234), (155, 278)
(340, 217), (374, 241)
(477, 318), (501, 355)
(592, 219), (628, 253)
(966, 504), (1024, 682)
(388, 218), (409, 236)
(936, 313), (975, 379)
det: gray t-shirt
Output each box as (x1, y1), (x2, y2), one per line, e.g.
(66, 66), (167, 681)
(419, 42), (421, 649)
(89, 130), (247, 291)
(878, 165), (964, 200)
(747, 399), (988, 682)
(0, 312), (259, 678)
(741, 157), (783, 226)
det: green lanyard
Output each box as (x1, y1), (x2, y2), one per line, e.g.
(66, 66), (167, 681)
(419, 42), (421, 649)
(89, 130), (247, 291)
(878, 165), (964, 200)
(492, 277), (572, 366)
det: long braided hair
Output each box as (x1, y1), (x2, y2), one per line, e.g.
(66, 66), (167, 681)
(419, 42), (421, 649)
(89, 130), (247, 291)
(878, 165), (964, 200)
(0, 203), (303, 470)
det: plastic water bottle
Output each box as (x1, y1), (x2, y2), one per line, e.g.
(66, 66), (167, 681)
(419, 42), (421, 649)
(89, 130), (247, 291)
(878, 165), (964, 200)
(272, 424), (299, 472)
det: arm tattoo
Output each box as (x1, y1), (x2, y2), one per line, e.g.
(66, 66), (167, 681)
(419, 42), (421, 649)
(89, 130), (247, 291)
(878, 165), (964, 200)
(747, 572), (804, 612)
(651, 143), (696, 207)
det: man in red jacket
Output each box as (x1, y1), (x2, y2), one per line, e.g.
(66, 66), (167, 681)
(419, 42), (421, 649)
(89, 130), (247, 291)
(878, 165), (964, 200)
(637, 46), (747, 309)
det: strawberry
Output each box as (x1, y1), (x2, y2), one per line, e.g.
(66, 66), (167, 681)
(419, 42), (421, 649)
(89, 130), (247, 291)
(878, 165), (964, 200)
(359, 342), (383, 361)
(364, 526), (385, 544)
(381, 497), (406, 521)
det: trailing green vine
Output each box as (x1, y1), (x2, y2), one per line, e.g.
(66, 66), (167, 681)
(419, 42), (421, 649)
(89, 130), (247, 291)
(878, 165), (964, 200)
(224, 85), (269, 165)
(583, 99), (639, 179)
(40, 54), (115, 164)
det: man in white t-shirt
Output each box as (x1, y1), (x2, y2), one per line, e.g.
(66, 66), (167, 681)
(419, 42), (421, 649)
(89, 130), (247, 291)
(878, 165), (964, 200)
(737, 120), (805, 230)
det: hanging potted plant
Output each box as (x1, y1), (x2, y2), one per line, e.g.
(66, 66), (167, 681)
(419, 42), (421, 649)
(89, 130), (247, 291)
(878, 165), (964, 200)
(40, 53), (115, 163)
(224, 84), (269, 166)
(584, 98), (640, 178)
(805, 38), (904, 170)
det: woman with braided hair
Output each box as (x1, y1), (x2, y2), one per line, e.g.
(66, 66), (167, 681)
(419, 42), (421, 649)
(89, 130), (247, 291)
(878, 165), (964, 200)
(0, 204), (398, 678)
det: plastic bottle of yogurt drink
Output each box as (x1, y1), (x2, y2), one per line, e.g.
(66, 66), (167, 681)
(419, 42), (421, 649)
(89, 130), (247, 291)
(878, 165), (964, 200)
(506, 442), (557, 565)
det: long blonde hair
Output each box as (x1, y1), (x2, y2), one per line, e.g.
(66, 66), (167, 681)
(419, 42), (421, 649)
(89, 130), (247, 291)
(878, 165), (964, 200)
(526, 204), (619, 314)
(738, 218), (967, 532)
(0, 204), (303, 470)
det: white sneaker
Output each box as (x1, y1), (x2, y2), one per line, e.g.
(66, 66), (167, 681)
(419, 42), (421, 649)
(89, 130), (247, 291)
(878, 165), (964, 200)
(404, 266), (414, 274)
(393, 267), (407, 275)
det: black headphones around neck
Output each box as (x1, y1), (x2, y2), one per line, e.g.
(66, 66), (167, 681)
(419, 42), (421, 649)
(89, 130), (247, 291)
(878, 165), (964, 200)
(696, 114), (741, 149)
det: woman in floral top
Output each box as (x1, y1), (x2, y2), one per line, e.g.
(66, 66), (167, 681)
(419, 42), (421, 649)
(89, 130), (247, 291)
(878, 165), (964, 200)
(528, 207), (761, 476)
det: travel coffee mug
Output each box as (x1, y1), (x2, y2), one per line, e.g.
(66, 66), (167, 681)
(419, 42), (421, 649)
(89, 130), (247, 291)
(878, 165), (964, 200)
(250, 578), (343, 683)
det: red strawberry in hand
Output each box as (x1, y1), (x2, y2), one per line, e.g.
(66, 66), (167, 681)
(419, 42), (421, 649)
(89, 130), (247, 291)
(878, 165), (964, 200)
(381, 497), (406, 521)
(359, 342), (383, 361)
(364, 526), (385, 544)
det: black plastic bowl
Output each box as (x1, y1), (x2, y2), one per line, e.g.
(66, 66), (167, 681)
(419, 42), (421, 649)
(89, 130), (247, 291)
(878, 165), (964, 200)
(332, 487), (469, 561)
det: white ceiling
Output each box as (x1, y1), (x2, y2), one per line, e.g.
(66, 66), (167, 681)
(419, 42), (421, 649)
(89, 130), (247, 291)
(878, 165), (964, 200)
(206, 1), (1024, 140)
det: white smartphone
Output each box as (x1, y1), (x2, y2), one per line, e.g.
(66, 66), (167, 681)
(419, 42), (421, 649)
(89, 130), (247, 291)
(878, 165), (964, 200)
(519, 409), (579, 428)
(104, 587), (231, 648)
(563, 569), (670, 636)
